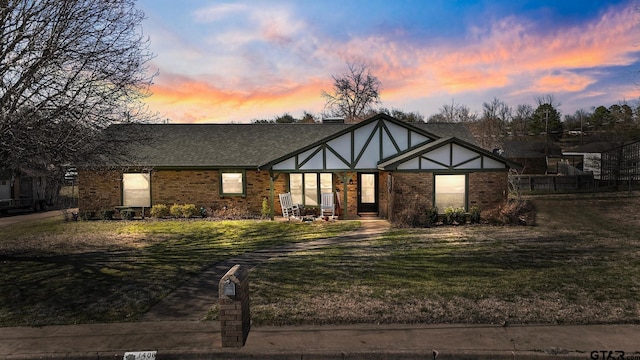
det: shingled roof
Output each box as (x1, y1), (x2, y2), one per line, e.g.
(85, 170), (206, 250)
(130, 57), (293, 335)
(100, 119), (477, 168)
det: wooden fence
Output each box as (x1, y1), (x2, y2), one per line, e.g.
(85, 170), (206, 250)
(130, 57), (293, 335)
(513, 175), (596, 192)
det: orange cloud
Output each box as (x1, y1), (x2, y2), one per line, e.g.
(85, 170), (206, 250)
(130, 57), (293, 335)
(146, 75), (331, 123)
(143, 2), (639, 122)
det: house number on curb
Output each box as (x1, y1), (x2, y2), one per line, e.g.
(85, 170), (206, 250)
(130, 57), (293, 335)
(123, 351), (156, 360)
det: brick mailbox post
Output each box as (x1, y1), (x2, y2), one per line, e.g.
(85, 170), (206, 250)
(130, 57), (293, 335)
(219, 264), (251, 347)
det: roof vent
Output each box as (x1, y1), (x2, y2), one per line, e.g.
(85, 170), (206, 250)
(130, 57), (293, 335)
(322, 117), (345, 124)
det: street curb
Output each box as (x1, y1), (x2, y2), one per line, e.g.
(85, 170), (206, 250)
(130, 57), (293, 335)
(3, 349), (590, 360)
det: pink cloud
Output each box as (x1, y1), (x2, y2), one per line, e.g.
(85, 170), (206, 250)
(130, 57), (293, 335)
(144, 2), (639, 122)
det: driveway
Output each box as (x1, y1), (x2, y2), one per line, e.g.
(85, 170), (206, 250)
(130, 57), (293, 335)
(0, 208), (77, 227)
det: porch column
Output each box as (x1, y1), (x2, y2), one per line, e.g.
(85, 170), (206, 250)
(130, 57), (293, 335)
(341, 172), (349, 220)
(269, 171), (275, 221)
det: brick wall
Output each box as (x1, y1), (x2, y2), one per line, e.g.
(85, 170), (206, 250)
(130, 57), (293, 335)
(78, 169), (122, 213)
(78, 168), (288, 216)
(389, 171), (508, 220)
(468, 171), (508, 210)
(78, 168), (508, 218)
(389, 172), (434, 221)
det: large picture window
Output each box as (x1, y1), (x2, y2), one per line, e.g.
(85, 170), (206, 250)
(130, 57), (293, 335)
(435, 174), (466, 211)
(289, 173), (332, 206)
(220, 171), (245, 195)
(123, 173), (151, 207)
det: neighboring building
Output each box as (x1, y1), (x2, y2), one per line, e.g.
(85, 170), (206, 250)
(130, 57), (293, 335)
(562, 141), (640, 182)
(78, 114), (518, 220)
(500, 139), (562, 175)
(0, 169), (51, 213)
(562, 142), (611, 179)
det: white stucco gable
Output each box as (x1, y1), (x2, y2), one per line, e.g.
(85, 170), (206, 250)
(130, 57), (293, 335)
(264, 114), (439, 171)
(377, 137), (514, 171)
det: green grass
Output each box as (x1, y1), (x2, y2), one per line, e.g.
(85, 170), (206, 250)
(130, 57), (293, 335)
(0, 219), (360, 327)
(250, 193), (640, 325)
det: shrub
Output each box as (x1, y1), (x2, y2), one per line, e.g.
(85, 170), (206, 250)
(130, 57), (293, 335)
(78, 211), (95, 220)
(444, 207), (466, 225)
(169, 204), (183, 218)
(469, 206), (481, 224)
(393, 202), (439, 228)
(500, 199), (536, 225)
(150, 204), (170, 218)
(426, 207), (439, 224)
(261, 198), (270, 219)
(120, 209), (134, 220)
(100, 209), (114, 220)
(181, 204), (199, 218)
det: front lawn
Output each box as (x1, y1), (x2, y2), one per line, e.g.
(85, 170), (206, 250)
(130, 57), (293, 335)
(0, 219), (359, 327)
(250, 193), (640, 325)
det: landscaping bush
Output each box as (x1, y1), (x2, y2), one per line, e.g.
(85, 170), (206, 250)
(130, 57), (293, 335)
(100, 209), (114, 220)
(485, 199), (536, 225)
(150, 204), (170, 218)
(169, 204), (183, 218)
(425, 206), (439, 225)
(78, 211), (95, 220)
(469, 206), (481, 224)
(120, 209), (134, 220)
(181, 204), (199, 218)
(444, 207), (466, 225)
(261, 198), (270, 219)
(393, 203), (439, 228)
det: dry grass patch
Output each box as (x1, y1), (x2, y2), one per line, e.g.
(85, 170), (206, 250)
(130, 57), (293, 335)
(250, 192), (640, 325)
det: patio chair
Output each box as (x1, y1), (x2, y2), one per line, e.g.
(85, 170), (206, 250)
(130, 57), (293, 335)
(320, 192), (335, 219)
(279, 192), (300, 218)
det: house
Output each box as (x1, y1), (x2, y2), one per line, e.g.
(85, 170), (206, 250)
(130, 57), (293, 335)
(78, 114), (518, 220)
(0, 169), (51, 213)
(500, 139), (562, 175)
(562, 142), (611, 179)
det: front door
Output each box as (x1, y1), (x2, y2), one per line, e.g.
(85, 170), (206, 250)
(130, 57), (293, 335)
(357, 173), (378, 214)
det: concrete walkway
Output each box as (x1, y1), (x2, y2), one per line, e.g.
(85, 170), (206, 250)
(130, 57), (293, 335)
(1, 218), (639, 359)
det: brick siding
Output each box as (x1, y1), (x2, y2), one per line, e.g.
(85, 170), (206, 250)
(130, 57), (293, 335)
(389, 171), (507, 221)
(78, 169), (507, 219)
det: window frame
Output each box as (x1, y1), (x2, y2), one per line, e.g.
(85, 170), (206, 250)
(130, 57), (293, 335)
(122, 172), (151, 207)
(288, 172), (333, 207)
(219, 170), (246, 196)
(433, 173), (467, 213)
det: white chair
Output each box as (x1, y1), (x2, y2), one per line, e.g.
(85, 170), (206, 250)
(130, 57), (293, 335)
(320, 192), (335, 219)
(279, 192), (300, 218)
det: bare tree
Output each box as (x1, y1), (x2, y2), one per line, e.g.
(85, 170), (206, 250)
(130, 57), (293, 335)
(535, 94), (562, 109)
(0, 0), (156, 174)
(427, 99), (477, 123)
(512, 104), (534, 136)
(321, 62), (381, 123)
(469, 97), (510, 149)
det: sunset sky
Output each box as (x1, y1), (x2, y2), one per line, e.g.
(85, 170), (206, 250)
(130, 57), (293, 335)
(137, 0), (640, 123)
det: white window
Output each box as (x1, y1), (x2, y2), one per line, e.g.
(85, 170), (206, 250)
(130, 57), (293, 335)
(435, 174), (466, 211)
(221, 172), (244, 195)
(123, 173), (150, 207)
(289, 173), (333, 206)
